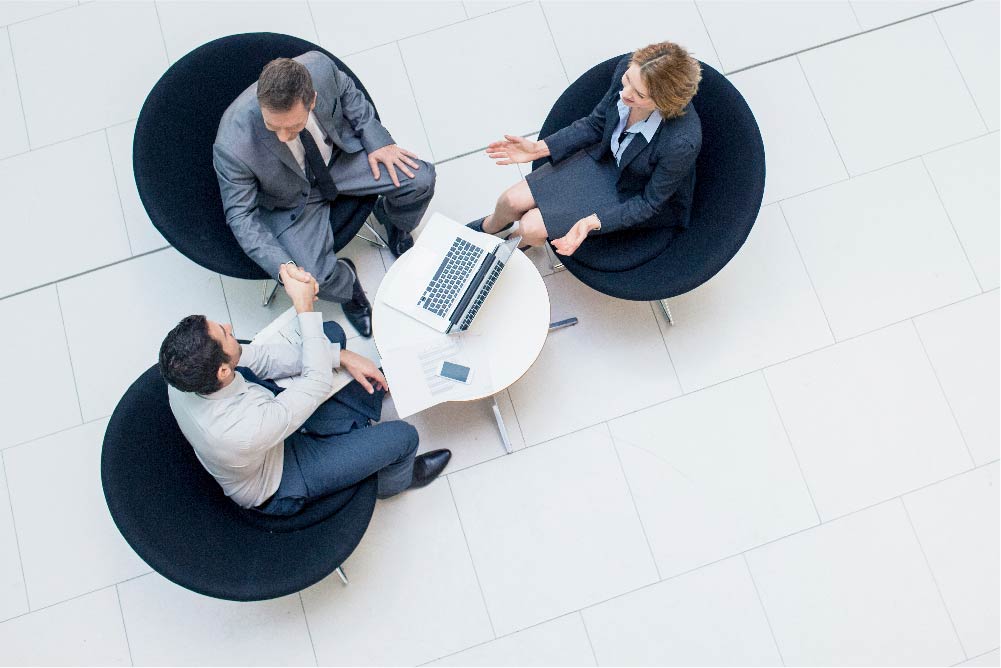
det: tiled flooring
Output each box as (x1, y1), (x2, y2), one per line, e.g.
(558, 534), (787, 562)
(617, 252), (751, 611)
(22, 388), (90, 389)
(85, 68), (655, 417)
(0, 0), (997, 665)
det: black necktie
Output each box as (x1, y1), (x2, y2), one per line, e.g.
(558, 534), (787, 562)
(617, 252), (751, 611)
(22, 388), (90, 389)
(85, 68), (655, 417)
(237, 367), (284, 395)
(299, 129), (339, 201)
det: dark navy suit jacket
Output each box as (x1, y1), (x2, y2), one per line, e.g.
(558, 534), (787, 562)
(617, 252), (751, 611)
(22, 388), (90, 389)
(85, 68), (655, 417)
(543, 56), (702, 235)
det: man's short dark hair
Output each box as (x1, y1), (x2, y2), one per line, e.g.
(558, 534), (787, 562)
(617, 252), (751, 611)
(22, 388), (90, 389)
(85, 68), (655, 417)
(257, 58), (315, 112)
(159, 315), (229, 394)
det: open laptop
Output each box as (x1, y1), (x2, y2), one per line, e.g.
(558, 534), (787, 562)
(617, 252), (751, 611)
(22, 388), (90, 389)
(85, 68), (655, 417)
(382, 215), (520, 333)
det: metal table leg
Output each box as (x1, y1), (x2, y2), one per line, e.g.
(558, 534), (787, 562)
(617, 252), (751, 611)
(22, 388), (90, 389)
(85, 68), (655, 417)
(491, 395), (513, 454)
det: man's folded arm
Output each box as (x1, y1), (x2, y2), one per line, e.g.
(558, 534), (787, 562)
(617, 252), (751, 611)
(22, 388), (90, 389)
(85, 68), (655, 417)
(213, 144), (291, 280)
(239, 339), (342, 380)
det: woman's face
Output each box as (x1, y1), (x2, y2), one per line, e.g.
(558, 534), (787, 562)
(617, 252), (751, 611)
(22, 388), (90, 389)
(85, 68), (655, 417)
(620, 63), (657, 113)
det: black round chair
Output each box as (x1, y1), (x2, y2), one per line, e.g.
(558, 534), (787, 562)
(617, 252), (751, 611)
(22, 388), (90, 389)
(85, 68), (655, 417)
(101, 365), (377, 601)
(533, 56), (765, 304)
(133, 32), (380, 280)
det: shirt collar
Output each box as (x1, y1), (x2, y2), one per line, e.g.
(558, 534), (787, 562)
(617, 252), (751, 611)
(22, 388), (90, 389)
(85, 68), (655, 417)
(199, 372), (248, 400)
(615, 98), (663, 142)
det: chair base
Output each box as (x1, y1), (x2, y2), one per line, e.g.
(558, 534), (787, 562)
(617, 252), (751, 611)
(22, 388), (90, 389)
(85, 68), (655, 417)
(659, 299), (674, 325)
(356, 216), (390, 249)
(336, 566), (349, 585)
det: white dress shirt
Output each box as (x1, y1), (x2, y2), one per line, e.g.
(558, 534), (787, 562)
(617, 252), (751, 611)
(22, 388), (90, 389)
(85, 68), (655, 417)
(167, 312), (343, 508)
(610, 97), (663, 165)
(285, 111), (334, 173)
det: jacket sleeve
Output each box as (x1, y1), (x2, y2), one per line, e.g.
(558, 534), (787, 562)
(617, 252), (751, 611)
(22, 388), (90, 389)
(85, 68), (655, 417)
(213, 144), (291, 281)
(542, 57), (630, 164)
(329, 60), (394, 154)
(592, 136), (700, 234)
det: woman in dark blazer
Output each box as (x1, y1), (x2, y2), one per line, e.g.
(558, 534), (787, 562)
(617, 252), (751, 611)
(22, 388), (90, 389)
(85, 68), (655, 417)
(470, 42), (703, 257)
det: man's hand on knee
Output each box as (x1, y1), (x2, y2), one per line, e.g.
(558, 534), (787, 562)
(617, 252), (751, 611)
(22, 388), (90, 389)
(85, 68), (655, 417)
(368, 144), (422, 188)
(339, 349), (388, 394)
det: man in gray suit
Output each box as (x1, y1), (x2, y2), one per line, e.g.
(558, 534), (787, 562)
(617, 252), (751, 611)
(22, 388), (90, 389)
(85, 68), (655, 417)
(214, 53), (436, 337)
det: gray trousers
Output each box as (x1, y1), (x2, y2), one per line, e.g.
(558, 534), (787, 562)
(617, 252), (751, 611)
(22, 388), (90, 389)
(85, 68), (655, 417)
(278, 150), (436, 303)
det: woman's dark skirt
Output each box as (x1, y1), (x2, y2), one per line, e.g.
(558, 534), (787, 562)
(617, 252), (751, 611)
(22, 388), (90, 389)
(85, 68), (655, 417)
(525, 149), (622, 238)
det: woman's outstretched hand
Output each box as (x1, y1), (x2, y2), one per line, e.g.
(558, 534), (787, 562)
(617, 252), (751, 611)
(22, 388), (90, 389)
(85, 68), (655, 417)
(486, 135), (549, 165)
(552, 214), (601, 256)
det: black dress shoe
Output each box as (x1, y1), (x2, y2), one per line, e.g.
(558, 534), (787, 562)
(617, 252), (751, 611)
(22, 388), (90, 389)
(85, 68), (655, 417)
(467, 217), (514, 235)
(386, 225), (414, 258)
(338, 258), (372, 338)
(409, 449), (451, 490)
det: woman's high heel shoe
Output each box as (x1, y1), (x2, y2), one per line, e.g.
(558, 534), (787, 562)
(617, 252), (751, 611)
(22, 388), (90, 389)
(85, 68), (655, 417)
(466, 217), (514, 235)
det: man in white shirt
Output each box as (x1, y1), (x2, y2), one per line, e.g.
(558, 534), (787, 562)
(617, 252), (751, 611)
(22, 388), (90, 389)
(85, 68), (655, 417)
(159, 264), (450, 516)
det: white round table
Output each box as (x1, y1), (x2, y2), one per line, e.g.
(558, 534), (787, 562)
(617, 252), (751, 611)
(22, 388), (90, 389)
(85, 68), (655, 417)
(373, 238), (550, 450)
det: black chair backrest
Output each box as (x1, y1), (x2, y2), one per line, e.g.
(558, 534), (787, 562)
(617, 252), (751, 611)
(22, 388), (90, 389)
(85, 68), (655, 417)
(133, 33), (378, 279)
(534, 55), (765, 301)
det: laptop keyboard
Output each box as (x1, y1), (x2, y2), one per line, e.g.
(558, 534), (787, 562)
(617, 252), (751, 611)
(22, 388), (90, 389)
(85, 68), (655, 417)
(458, 259), (504, 331)
(418, 238), (484, 317)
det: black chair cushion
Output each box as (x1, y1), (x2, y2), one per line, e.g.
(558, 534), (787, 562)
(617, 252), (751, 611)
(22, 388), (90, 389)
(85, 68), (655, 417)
(133, 32), (379, 280)
(534, 55), (765, 300)
(101, 365), (377, 601)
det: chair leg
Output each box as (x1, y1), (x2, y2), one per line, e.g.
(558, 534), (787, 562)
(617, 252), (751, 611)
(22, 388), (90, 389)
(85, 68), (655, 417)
(262, 280), (279, 307)
(336, 566), (349, 585)
(355, 216), (389, 249)
(545, 243), (565, 273)
(548, 317), (578, 331)
(659, 299), (674, 325)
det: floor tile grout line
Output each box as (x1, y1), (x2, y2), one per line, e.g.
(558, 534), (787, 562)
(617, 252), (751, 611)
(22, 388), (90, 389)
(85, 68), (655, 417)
(103, 129), (136, 257)
(54, 283), (86, 425)
(4, 27), (32, 151)
(953, 647), (1001, 666)
(604, 423), (663, 581)
(537, 3), (570, 84)
(900, 499), (970, 661)
(918, 155), (985, 293)
(150, 1), (173, 66)
(909, 318), (978, 467)
(113, 584), (136, 667)
(775, 201), (837, 342)
(578, 610), (600, 667)
(647, 301), (685, 395)
(0, 454), (31, 616)
(2, 413), (111, 454)
(395, 40), (438, 164)
(508, 285), (996, 455)
(0, 244), (171, 303)
(297, 592), (320, 667)
(845, 1), (864, 32)
(302, 0), (322, 44)
(794, 54), (851, 177)
(338, 2), (531, 61)
(0, 3), (81, 30)
(691, 0), (725, 72)
(931, 12), (989, 133)
(217, 274), (235, 333)
(418, 610), (575, 667)
(0, 574), (153, 627)
(760, 371), (823, 525)
(722, 0), (973, 77)
(741, 553), (786, 666)
(445, 476), (498, 639)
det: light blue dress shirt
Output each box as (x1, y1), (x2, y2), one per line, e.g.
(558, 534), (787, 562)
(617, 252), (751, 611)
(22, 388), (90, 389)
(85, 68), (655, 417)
(610, 97), (663, 165)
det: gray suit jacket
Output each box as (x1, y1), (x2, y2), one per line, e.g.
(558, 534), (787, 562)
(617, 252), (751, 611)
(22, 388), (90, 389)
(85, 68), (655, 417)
(213, 51), (394, 279)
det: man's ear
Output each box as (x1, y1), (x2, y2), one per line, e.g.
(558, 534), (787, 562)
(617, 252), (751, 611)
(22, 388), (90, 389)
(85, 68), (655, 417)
(217, 364), (232, 385)
(310, 91), (317, 111)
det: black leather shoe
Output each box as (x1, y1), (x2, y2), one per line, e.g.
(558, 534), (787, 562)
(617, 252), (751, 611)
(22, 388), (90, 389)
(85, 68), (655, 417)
(386, 225), (414, 258)
(339, 258), (372, 338)
(467, 217), (513, 235)
(409, 449), (451, 490)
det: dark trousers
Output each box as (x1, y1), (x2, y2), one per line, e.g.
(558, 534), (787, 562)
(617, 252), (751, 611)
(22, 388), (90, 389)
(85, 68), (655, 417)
(258, 322), (419, 516)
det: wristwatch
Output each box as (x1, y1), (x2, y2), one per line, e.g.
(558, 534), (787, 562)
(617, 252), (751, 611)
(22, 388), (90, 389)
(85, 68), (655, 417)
(276, 260), (297, 285)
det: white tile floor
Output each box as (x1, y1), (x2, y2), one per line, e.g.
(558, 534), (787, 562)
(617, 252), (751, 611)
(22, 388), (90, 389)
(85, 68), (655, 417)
(0, 1), (997, 666)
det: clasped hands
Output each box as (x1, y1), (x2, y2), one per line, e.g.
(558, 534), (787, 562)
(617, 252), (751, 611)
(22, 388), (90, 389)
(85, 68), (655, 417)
(485, 134), (599, 256)
(277, 264), (388, 395)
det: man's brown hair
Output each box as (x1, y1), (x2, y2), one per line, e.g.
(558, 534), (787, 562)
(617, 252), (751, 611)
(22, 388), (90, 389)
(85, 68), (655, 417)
(257, 58), (315, 112)
(631, 42), (702, 119)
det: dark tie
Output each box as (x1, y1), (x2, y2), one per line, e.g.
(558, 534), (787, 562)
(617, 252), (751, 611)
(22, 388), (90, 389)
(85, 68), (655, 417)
(237, 367), (284, 395)
(299, 129), (339, 201)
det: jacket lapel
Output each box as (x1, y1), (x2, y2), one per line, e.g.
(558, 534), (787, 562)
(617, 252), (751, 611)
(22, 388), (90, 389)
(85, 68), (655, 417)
(252, 116), (308, 183)
(311, 88), (347, 152)
(616, 133), (649, 173)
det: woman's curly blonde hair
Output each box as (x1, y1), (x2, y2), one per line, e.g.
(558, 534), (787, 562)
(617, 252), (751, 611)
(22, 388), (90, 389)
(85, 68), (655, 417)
(631, 42), (702, 119)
